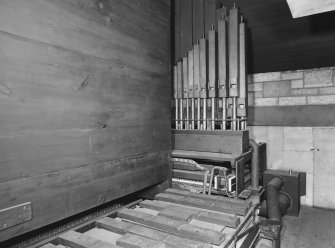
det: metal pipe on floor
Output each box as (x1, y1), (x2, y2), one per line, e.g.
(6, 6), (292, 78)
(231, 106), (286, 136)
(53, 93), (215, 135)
(259, 193), (291, 218)
(249, 139), (259, 189)
(263, 177), (290, 248)
(266, 177), (284, 222)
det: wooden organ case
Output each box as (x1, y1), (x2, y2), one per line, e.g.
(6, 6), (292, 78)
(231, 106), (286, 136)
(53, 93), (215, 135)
(171, 3), (260, 199)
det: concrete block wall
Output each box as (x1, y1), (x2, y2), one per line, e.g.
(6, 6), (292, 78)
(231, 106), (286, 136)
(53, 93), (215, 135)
(247, 67), (335, 209)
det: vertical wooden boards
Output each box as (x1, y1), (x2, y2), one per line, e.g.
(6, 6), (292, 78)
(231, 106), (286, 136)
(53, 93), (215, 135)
(174, 0), (181, 63)
(0, 0), (170, 242)
(205, 0), (221, 37)
(180, 0), (193, 58)
(193, 0), (205, 43)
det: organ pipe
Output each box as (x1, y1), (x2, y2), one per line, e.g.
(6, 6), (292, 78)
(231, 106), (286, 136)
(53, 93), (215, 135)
(173, 6), (247, 131)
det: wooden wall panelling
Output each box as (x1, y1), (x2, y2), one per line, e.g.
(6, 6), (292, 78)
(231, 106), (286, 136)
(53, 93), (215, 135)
(174, 0), (181, 63)
(204, 0), (222, 36)
(0, 0), (168, 74)
(0, 32), (170, 182)
(0, 152), (169, 241)
(180, 0), (193, 58)
(220, 0), (335, 73)
(192, 0), (205, 44)
(0, 0), (171, 241)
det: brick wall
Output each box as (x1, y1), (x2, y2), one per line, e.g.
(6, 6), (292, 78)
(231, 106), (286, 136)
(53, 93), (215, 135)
(247, 67), (335, 209)
(248, 67), (335, 107)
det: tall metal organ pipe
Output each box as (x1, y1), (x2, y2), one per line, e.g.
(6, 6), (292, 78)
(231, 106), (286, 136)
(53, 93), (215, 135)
(172, 5), (248, 131)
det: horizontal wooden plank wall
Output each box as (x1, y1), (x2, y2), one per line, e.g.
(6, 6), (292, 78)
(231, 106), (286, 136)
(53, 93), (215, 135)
(0, 0), (170, 241)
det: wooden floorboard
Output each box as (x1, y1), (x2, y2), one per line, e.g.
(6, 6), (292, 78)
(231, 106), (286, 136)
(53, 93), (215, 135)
(39, 189), (258, 248)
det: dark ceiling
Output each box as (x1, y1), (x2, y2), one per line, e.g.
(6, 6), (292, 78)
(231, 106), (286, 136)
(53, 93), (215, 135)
(220, 0), (335, 73)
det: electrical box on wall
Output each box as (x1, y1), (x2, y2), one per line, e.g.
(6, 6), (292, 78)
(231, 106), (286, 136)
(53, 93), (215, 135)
(263, 169), (306, 216)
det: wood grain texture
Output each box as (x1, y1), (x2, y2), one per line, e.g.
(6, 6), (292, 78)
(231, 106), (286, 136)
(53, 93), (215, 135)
(220, 0), (335, 73)
(0, 0), (171, 241)
(205, 0), (221, 34)
(174, 0), (181, 63)
(192, 0), (205, 43)
(180, 0), (193, 57)
(0, 152), (169, 241)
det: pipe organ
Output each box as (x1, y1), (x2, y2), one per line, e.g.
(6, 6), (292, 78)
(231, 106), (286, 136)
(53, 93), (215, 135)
(172, 4), (260, 198)
(173, 6), (248, 131)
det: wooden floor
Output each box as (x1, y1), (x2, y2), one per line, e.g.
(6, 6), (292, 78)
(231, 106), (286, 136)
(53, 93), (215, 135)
(39, 188), (258, 248)
(281, 206), (335, 248)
